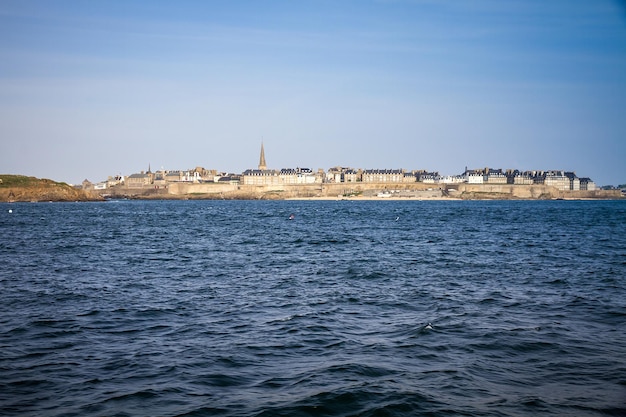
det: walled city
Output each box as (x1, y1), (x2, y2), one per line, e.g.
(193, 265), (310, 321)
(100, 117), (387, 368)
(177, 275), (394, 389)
(82, 144), (621, 200)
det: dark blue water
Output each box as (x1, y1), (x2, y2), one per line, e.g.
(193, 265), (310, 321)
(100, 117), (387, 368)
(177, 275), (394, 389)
(1, 200), (625, 417)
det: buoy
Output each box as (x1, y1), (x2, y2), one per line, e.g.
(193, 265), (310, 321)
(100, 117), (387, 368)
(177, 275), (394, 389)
(8, 209), (12, 214)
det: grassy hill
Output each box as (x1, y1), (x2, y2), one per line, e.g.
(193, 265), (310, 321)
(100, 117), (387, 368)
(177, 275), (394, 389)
(0, 175), (103, 202)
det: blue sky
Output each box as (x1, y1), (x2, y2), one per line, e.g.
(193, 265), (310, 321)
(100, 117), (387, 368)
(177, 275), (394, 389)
(1, 0), (625, 186)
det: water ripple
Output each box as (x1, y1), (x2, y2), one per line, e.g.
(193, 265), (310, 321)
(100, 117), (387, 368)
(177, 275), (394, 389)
(1, 200), (625, 416)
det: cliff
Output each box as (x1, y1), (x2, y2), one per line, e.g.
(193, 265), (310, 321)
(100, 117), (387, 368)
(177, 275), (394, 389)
(0, 175), (104, 202)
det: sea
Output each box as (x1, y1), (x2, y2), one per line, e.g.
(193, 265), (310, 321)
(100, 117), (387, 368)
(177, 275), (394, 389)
(1, 199), (625, 417)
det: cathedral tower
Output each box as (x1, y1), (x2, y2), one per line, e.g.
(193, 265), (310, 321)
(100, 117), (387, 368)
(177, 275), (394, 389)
(258, 142), (267, 170)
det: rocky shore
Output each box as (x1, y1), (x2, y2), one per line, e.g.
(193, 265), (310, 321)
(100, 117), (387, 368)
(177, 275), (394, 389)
(0, 175), (103, 202)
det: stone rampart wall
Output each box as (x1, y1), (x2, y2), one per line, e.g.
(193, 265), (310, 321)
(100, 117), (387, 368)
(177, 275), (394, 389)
(456, 184), (552, 199)
(236, 182), (441, 198)
(455, 184), (621, 199)
(167, 183), (238, 195)
(102, 182), (622, 200)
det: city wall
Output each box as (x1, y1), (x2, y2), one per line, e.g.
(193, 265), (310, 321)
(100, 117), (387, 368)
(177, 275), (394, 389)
(452, 184), (621, 199)
(167, 182), (239, 196)
(454, 184), (552, 199)
(102, 182), (622, 200)
(168, 182), (622, 199)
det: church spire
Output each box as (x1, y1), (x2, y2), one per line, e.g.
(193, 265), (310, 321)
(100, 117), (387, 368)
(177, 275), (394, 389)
(258, 141), (267, 170)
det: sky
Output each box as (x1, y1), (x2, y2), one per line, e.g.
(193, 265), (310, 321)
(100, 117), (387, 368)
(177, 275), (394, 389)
(1, 0), (625, 186)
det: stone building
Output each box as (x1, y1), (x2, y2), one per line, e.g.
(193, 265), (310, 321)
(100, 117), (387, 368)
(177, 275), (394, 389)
(126, 172), (152, 188)
(280, 168), (317, 184)
(417, 172), (441, 183)
(544, 171), (572, 191)
(241, 143), (322, 185)
(485, 168), (507, 184)
(326, 167), (360, 183)
(579, 177), (597, 191)
(362, 169), (405, 183)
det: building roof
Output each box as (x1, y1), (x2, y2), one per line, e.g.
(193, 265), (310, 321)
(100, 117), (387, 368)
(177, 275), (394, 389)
(128, 173), (150, 179)
(363, 169), (403, 174)
(258, 142), (267, 170)
(242, 169), (279, 176)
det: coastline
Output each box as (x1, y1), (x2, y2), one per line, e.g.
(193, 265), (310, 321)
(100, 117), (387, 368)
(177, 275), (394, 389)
(286, 195), (461, 201)
(2, 174), (623, 202)
(0, 175), (103, 202)
(96, 182), (623, 201)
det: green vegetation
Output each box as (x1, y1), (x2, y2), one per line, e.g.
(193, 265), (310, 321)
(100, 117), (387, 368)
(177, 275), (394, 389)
(0, 174), (102, 202)
(0, 174), (71, 188)
(0, 175), (52, 187)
